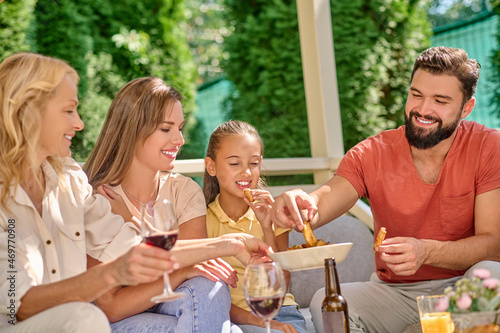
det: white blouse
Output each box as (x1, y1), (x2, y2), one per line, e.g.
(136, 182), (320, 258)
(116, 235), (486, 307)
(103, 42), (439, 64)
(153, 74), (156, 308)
(0, 158), (140, 326)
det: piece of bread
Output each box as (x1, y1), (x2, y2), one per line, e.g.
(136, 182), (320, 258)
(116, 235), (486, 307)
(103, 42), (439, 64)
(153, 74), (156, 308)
(243, 188), (254, 202)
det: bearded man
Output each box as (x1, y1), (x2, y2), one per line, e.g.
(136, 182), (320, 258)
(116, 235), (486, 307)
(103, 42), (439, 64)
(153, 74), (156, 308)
(269, 46), (500, 333)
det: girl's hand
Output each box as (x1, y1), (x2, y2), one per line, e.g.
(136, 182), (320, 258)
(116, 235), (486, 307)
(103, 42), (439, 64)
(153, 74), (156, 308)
(184, 259), (238, 288)
(97, 185), (133, 222)
(244, 189), (274, 225)
(269, 319), (298, 333)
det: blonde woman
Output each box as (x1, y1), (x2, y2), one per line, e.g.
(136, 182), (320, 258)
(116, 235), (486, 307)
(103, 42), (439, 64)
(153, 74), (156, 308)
(0, 52), (174, 332)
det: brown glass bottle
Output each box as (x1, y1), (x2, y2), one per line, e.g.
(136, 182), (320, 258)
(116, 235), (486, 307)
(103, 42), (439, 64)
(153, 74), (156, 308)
(322, 257), (349, 333)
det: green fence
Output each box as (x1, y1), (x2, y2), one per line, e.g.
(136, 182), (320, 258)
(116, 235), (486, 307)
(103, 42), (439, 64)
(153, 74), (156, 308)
(194, 79), (232, 145)
(431, 11), (499, 129)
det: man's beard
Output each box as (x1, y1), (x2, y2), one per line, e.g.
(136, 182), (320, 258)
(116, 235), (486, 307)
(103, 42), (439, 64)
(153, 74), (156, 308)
(405, 110), (461, 149)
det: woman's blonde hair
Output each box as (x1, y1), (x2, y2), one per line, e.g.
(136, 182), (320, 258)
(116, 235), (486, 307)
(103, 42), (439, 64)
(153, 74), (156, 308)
(84, 77), (182, 189)
(0, 52), (79, 211)
(203, 120), (266, 205)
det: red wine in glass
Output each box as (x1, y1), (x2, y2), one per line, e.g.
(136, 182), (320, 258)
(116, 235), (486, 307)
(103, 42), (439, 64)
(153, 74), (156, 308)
(142, 199), (184, 302)
(145, 232), (178, 251)
(244, 262), (287, 333)
(248, 295), (285, 320)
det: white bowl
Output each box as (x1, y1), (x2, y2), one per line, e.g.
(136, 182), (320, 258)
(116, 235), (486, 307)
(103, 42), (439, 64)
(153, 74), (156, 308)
(269, 242), (353, 272)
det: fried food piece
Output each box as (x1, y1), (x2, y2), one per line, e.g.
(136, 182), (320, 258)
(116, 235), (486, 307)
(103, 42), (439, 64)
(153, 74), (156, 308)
(315, 239), (330, 246)
(243, 188), (254, 202)
(373, 227), (387, 253)
(287, 239), (331, 251)
(302, 220), (318, 247)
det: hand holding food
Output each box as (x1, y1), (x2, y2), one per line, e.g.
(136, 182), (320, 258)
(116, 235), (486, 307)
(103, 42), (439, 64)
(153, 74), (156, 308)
(243, 188), (254, 202)
(373, 227), (387, 252)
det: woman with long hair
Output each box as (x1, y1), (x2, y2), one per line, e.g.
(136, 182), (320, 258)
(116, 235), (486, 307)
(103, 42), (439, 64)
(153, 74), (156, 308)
(84, 77), (240, 332)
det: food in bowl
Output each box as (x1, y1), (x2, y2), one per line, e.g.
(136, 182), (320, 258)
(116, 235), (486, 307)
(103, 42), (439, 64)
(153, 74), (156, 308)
(288, 238), (330, 250)
(269, 242), (353, 271)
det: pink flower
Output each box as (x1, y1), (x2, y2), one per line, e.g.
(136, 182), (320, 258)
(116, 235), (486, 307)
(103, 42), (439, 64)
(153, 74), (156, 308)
(435, 297), (449, 312)
(457, 293), (473, 310)
(483, 278), (499, 289)
(473, 269), (491, 280)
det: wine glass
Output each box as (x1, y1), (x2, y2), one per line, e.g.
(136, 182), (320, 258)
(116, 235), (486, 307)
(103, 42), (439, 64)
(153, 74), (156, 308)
(243, 262), (287, 333)
(141, 199), (185, 302)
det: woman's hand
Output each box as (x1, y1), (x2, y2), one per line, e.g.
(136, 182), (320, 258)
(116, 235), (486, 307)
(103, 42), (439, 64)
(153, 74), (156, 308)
(109, 243), (178, 286)
(97, 185), (134, 222)
(269, 319), (299, 333)
(183, 258), (238, 288)
(221, 233), (273, 266)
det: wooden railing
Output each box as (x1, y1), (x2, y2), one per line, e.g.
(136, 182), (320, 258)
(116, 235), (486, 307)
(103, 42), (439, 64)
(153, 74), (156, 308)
(172, 157), (374, 230)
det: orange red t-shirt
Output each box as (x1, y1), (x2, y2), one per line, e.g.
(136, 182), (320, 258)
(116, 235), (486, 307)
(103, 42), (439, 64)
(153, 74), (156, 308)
(335, 121), (500, 283)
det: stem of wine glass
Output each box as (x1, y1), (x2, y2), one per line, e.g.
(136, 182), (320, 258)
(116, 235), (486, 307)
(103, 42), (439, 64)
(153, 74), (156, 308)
(163, 271), (174, 294)
(265, 320), (271, 333)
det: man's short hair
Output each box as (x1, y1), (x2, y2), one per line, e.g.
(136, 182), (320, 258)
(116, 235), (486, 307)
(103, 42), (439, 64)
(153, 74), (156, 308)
(411, 46), (480, 105)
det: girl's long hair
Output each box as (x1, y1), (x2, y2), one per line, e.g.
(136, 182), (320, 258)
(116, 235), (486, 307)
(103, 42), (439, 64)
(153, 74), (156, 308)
(84, 77), (182, 189)
(0, 52), (78, 211)
(203, 120), (266, 205)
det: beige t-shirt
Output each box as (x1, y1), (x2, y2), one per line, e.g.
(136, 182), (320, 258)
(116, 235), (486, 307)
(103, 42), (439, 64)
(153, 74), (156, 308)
(0, 158), (140, 327)
(110, 172), (206, 226)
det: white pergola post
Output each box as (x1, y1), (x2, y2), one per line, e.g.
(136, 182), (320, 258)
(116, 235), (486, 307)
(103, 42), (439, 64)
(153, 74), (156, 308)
(296, 0), (344, 185)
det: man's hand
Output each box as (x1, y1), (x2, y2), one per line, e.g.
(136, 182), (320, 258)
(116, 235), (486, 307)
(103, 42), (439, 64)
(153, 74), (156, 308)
(269, 189), (318, 231)
(378, 237), (428, 276)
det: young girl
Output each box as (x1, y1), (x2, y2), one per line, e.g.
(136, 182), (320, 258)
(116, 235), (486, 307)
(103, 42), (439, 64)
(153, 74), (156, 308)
(204, 120), (308, 333)
(84, 77), (239, 332)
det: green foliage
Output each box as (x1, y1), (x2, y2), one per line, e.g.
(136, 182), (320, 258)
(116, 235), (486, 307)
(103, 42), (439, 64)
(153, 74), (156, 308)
(222, 0), (310, 159)
(332, 0), (432, 149)
(26, 0), (199, 161)
(184, 0), (229, 83)
(71, 52), (126, 162)
(222, 0), (431, 165)
(492, 1), (500, 117)
(0, 0), (36, 57)
(34, 0), (93, 94)
(429, 0), (492, 27)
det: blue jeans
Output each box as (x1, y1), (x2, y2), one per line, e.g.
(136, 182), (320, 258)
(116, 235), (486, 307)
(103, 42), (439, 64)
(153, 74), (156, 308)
(237, 305), (308, 333)
(110, 276), (233, 333)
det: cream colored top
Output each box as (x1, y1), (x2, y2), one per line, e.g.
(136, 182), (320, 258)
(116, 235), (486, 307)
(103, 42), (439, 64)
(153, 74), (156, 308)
(110, 172), (206, 225)
(0, 158), (140, 327)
